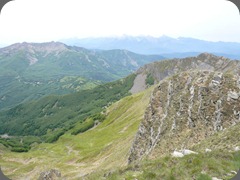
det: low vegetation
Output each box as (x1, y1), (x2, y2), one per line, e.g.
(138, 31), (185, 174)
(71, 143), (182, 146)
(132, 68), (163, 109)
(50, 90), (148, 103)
(0, 136), (41, 152)
(0, 74), (136, 151)
(86, 150), (240, 180)
(145, 73), (155, 86)
(0, 86), (153, 179)
(71, 118), (95, 135)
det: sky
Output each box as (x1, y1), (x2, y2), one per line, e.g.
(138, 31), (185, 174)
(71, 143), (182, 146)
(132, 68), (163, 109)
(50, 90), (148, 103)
(0, 0), (240, 45)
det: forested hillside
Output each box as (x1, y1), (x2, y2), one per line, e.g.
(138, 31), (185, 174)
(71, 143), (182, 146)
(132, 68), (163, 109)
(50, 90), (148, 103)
(0, 42), (163, 109)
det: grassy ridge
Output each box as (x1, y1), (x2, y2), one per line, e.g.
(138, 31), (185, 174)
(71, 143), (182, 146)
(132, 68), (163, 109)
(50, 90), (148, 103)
(0, 86), (153, 179)
(86, 150), (240, 180)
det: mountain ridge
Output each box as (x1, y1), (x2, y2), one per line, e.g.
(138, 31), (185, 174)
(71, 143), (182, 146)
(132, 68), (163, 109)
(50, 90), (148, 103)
(0, 42), (164, 109)
(130, 52), (240, 95)
(126, 53), (240, 169)
(60, 35), (240, 59)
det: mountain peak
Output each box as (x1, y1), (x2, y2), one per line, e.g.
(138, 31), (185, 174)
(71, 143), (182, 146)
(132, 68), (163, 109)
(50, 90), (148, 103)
(197, 52), (218, 59)
(2, 41), (68, 54)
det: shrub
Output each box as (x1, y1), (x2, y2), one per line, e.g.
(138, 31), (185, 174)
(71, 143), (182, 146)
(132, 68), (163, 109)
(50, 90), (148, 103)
(145, 74), (154, 86)
(71, 118), (95, 135)
(45, 129), (65, 143)
(90, 113), (106, 122)
(11, 146), (30, 152)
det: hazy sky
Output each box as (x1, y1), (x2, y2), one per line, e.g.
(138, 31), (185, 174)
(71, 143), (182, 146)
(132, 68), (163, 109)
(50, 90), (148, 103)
(0, 0), (240, 45)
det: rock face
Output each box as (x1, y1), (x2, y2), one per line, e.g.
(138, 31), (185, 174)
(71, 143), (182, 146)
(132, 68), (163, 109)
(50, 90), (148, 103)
(130, 74), (147, 94)
(131, 53), (240, 95)
(135, 53), (240, 87)
(38, 169), (61, 180)
(128, 70), (240, 163)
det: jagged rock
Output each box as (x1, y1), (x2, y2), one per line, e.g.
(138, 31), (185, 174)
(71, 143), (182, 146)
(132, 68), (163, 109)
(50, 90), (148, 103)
(128, 70), (240, 163)
(212, 76), (222, 85)
(137, 53), (239, 87)
(38, 169), (61, 180)
(227, 91), (239, 101)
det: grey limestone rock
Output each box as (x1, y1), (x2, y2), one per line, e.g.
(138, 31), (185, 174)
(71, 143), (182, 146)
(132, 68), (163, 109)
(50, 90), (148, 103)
(128, 70), (240, 163)
(38, 169), (61, 180)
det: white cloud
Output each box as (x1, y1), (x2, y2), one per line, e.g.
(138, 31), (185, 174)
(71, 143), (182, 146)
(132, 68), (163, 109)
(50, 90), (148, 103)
(0, 0), (239, 44)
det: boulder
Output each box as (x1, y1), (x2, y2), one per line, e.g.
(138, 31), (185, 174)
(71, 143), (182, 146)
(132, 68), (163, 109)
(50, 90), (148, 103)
(212, 177), (222, 180)
(234, 146), (240, 152)
(181, 149), (198, 155)
(172, 151), (184, 158)
(205, 148), (212, 153)
(227, 91), (239, 101)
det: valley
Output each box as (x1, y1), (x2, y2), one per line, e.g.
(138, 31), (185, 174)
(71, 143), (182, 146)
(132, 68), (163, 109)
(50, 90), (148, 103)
(0, 46), (239, 180)
(0, 42), (163, 110)
(0, 86), (154, 179)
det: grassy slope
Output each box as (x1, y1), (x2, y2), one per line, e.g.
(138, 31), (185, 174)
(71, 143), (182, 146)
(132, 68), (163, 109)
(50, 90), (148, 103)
(86, 122), (240, 180)
(89, 150), (240, 180)
(0, 86), (154, 180)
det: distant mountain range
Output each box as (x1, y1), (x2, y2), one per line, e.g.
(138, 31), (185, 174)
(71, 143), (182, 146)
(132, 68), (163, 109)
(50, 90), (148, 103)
(0, 42), (163, 109)
(60, 35), (240, 59)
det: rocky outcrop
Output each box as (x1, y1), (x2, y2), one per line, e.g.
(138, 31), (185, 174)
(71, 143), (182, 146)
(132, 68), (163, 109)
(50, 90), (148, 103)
(131, 53), (240, 95)
(38, 169), (61, 180)
(128, 70), (240, 163)
(136, 53), (240, 85)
